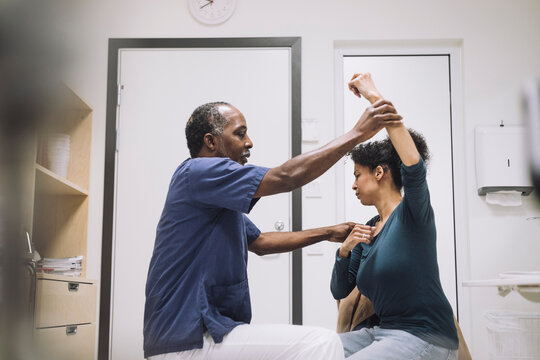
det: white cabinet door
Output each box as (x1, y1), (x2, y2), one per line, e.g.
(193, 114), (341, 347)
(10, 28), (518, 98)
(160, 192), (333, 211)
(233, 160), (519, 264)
(111, 48), (292, 359)
(338, 54), (457, 312)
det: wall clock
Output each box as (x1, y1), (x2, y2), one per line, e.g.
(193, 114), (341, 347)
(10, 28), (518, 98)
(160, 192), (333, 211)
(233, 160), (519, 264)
(188, 0), (237, 25)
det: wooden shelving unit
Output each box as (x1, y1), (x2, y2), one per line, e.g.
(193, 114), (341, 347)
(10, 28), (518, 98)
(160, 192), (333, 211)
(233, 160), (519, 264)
(32, 86), (92, 276)
(30, 85), (96, 360)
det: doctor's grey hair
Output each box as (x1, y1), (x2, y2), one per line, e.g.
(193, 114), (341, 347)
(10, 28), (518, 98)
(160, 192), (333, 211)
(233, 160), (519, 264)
(185, 101), (230, 158)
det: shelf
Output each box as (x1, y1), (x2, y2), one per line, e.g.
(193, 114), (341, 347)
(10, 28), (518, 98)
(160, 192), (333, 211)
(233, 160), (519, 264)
(54, 84), (92, 121)
(35, 164), (88, 196)
(463, 275), (540, 302)
(36, 273), (95, 284)
(62, 85), (92, 112)
(463, 277), (540, 287)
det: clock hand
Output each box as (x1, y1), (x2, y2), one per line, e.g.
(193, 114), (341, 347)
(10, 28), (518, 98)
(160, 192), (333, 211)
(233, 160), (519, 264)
(200, 0), (213, 9)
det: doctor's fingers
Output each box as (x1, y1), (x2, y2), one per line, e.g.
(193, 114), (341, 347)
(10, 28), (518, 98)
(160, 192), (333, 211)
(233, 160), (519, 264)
(371, 101), (398, 115)
(351, 226), (374, 243)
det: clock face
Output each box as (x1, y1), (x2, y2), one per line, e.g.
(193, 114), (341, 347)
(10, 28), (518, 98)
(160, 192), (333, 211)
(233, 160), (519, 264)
(188, 0), (237, 25)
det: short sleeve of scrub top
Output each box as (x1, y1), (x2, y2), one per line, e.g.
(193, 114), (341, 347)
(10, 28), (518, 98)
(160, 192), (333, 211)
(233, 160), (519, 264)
(188, 157), (269, 214)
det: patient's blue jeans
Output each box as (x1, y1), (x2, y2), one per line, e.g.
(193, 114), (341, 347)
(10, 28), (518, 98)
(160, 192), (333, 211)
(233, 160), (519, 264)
(339, 327), (457, 360)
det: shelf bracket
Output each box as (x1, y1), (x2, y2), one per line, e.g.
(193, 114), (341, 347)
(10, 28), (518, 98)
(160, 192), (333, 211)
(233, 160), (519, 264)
(497, 285), (512, 297)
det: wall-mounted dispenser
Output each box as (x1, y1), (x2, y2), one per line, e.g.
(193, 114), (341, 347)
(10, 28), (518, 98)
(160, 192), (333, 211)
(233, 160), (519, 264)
(475, 125), (534, 200)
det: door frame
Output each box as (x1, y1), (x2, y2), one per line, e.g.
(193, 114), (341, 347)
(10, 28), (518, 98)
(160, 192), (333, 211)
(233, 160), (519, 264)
(100, 37), (302, 359)
(333, 41), (470, 337)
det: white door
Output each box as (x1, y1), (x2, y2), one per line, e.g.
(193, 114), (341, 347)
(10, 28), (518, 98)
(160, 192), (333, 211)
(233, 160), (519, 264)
(111, 48), (292, 359)
(336, 53), (458, 312)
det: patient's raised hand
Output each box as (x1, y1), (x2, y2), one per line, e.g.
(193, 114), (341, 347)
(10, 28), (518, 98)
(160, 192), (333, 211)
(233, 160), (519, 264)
(338, 224), (376, 258)
(348, 72), (383, 104)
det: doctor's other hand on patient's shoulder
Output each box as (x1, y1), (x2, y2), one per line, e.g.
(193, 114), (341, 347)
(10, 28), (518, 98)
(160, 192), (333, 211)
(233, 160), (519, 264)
(338, 224), (376, 258)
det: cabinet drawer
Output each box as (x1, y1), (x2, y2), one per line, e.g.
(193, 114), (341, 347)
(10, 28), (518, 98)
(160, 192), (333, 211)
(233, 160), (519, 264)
(35, 323), (95, 360)
(35, 278), (96, 328)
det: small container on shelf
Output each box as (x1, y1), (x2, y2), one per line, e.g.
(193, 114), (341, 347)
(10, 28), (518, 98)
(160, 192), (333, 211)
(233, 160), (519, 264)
(45, 133), (71, 178)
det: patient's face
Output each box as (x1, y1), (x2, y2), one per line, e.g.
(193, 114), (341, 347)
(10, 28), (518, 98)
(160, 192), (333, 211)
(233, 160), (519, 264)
(352, 164), (378, 205)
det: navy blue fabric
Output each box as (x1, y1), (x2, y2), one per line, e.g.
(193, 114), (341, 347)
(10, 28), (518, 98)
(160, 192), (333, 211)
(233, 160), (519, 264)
(331, 158), (458, 350)
(143, 157), (269, 357)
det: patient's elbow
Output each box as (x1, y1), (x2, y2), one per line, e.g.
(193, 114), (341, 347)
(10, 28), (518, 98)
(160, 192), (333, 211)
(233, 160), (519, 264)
(330, 277), (350, 300)
(330, 284), (343, 300)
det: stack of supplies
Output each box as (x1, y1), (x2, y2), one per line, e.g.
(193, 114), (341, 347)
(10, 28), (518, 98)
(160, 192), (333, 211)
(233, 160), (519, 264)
(37, 255), (83, 277)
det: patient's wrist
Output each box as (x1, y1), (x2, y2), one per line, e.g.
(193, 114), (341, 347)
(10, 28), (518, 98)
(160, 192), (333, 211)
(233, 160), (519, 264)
(365, 90), (383, 104)
(338, 247), (351, 258)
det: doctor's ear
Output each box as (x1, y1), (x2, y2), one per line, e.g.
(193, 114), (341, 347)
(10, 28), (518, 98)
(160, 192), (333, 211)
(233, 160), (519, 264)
(203, 133), (217, 151)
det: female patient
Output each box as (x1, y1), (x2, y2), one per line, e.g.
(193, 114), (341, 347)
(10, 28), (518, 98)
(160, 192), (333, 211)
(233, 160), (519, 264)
(331, 73), (458, 359)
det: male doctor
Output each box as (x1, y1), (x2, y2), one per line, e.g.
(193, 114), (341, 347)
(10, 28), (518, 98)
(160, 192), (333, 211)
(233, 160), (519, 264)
(144, 100), (401, 359)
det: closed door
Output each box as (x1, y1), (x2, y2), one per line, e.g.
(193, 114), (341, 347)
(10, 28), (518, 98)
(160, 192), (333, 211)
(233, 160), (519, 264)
(111, 47), (292, 359)
(337, 53), (458, 312)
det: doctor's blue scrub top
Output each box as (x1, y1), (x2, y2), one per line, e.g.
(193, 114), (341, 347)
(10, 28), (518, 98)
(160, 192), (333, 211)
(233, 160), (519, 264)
(143, 157), (269, 358)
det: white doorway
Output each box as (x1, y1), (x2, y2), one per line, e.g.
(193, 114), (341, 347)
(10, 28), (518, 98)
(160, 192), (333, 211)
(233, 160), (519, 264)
(334, 45), (466, 319)
(102, 39), (300, 359)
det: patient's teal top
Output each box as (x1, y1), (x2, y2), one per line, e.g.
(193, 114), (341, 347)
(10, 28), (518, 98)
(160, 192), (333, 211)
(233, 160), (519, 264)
(331, 158), (459, 350)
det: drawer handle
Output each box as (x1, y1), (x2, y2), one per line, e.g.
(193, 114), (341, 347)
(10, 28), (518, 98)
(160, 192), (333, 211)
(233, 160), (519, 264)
(68, 282), (79, 291)
(66, 325), (78, 335)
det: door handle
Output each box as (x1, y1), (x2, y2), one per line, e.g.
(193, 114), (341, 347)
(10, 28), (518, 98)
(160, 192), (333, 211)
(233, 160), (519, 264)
(68, 282), (79, 291)
(66, 325), (78, 335)
(274, 220), (285, 232)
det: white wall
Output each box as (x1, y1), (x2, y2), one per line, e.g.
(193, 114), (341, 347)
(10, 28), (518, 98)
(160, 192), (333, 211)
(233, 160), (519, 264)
(55, 0), (540, 358)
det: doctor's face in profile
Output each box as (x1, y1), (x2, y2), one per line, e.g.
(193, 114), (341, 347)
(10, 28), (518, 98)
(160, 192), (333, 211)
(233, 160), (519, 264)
(216, 104), (254, 166)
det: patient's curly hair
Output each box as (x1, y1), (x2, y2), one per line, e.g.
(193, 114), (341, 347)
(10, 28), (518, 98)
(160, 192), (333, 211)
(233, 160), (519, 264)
(349, 129), (430, 190)
(185, 101), (230, 158)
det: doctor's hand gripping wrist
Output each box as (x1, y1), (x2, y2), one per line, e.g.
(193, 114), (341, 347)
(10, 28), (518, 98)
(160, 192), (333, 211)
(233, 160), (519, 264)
(338, 224), (376, 258)
(352, 99), (402, 141)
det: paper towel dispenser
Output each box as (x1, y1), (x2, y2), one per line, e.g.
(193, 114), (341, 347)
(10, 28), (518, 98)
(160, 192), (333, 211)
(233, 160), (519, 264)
(475, 125), (534, 195)
(522, 78), (540, 198)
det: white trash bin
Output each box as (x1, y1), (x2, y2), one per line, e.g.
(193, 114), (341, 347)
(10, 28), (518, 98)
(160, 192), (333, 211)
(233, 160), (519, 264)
(485, 311), (540, 359)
